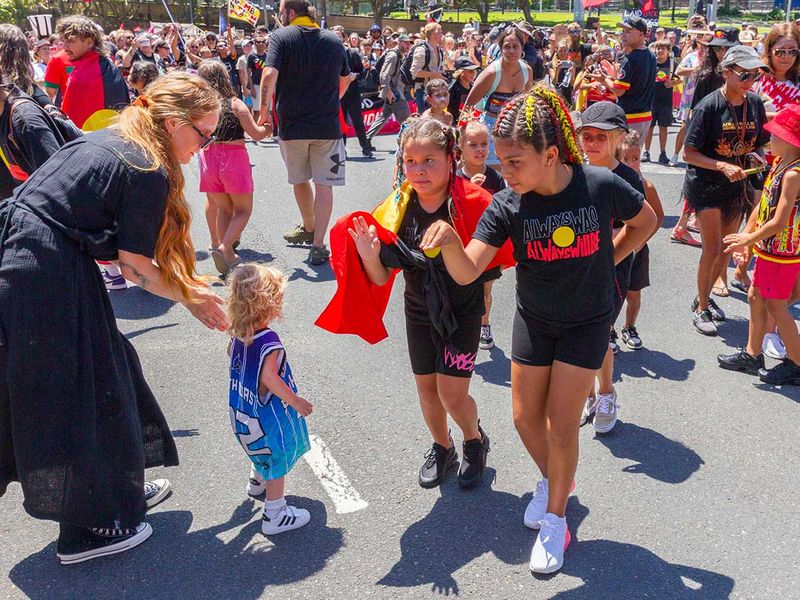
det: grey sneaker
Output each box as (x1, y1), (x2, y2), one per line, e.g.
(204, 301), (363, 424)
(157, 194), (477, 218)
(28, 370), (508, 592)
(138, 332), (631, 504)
(592, 388), (618, 433)
(284, 224), (314, 244)
(309, 245), (330, 265)
(707, 297), (726, 322)
(668, 153), (679, 167)
(693, 309), (717, 336)
(580, 395), (597, 427)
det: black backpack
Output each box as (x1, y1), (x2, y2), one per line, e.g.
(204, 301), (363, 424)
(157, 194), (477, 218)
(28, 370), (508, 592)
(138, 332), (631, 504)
(400, 42), (431, 87)
(373, 48), (401, 81)
(9, 96), (83, 147)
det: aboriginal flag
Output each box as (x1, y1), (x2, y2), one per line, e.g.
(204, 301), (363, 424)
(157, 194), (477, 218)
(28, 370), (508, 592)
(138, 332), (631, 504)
(315, 177), (515, 344)
(60, 49), (129, 130)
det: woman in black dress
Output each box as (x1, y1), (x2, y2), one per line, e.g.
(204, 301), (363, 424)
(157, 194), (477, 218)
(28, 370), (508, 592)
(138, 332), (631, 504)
(0, 72), (227, 565)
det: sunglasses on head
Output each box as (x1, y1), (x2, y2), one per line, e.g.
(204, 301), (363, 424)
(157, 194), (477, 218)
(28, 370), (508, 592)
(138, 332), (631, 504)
(730, 67), (762, 82)
(773, 48), (799, 58)
(189, 123), (215, 150)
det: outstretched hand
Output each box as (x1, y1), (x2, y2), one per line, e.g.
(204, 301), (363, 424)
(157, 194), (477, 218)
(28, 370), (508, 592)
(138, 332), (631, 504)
(347, 215), (381, 260)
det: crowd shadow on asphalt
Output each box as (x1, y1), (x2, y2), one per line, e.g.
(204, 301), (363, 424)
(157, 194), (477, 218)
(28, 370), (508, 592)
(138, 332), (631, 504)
(474, 346), (511, 387)
(288, 264), (335, 283)
(379, 487), (732, 597)
(591, 422), (704, 484)
(9, 499), (343, 599)
(110, 286), (175, 320)
(615, 347), (695, 382)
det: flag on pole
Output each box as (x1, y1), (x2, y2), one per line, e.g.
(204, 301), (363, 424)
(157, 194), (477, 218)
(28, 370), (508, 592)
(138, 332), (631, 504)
(229, 0), (261, 26)
(219, 6), (229, 33)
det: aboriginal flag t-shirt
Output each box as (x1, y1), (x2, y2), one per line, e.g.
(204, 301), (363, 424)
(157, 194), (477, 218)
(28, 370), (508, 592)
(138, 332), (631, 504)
(473, 164), (644, 328)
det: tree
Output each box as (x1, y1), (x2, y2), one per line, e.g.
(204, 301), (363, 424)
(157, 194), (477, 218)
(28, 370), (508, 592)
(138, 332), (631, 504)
(459, 0), (491, 24)
(517, 0), (533, 24)
(369, 0), (393, 24)
(0, 0), (37, 29)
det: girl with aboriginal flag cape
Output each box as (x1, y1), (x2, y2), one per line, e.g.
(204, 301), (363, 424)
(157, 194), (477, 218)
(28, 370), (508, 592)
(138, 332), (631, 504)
(316, 117), (514, 492)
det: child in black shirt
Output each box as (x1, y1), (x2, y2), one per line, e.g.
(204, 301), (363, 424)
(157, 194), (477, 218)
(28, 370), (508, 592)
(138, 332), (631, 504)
(644, 41), (678, 164)
(421, 87), (655, 575)
(456, 120), (507, 350)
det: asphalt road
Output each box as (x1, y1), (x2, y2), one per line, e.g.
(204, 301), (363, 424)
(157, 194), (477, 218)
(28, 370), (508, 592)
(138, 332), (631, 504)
(2, 128), (799, 600)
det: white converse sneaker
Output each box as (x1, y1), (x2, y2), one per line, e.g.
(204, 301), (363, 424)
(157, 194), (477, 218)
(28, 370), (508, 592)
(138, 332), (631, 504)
(580, 395), (597, 427)
(529, 513), (571, 574)
(763, 333), (787, 360)
(246, 465), (266, 497)
(593, 388), (619, 434)
(261, 504), (311, 535)
(524, 479), (576, 529)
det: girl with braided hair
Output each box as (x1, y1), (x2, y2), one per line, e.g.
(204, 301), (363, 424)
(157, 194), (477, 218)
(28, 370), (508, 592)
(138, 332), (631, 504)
(421, 86), (655, 574)
(318, 117), (514, 490)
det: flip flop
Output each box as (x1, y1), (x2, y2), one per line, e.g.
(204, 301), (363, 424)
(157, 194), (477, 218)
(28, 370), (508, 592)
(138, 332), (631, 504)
(730, 279), (750, 293)
(712, 285), (730, 298)
(211, 248), (231, 276)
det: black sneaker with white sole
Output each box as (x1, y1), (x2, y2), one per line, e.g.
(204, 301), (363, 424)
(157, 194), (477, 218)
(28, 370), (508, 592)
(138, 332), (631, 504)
(144, 479), (171, 509)
(57, 522), (152, 565)
(418, 440), (458, 489)
(620, 326), (643, 350)
(609, 328), (620, 354)
(458, 425), (490, 489)
(717, 348), (764, 375)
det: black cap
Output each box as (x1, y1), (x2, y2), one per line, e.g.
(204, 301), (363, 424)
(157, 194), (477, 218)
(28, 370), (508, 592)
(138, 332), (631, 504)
(706, 26), (739, 47)
(370, 23), (382, 31)
(617, 16), (648, 35)
(579, 101), (629, 132)
(719, 44), (770, 71)
(454, 56), (480, 71)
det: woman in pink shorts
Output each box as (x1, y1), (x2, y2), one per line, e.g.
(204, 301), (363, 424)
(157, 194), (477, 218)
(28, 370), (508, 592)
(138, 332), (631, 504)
(197, 61), (272, 275)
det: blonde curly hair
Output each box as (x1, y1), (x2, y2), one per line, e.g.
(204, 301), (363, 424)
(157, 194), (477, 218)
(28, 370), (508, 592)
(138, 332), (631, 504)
(226, 264), (287, 345)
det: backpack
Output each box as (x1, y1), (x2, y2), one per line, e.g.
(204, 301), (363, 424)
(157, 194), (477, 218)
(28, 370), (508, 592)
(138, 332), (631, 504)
(399, 42), (431, 87)
(374, 48), (401, 82)
(9, 97), (83, 147)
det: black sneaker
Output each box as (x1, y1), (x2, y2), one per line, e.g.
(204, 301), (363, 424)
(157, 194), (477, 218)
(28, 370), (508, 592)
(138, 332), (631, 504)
(418, 440), (458, 488)
(693, 309), (717, 336)
(609, 328), (620, 355)
(658, 151), (669, 165)
(458, 425), (490, 489)
(642, 150), (651, 163)
(479, 324), (495, 350)
(707, 297), (726, 322)
(144, 479), (171, 509)
(362, 147), (374, 158)
(620, 325), (643, 350)
(57, 523), (152, 565)
(717, 348), (764, 375)
(758, 358), (800, 385)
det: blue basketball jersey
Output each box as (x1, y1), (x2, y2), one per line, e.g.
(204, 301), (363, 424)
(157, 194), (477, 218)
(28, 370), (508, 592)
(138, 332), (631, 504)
(229, 328), (310, 480)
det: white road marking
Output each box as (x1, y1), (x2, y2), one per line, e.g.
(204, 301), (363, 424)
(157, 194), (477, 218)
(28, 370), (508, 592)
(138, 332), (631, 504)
(641, 163), (686, 176)
(304, 435), (368, 514)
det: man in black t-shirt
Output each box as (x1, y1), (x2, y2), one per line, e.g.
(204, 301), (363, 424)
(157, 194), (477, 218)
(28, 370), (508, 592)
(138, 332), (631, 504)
(247, 38), (268, 121)
(259, 0), (351, 265)
(603, 16), (657, 147)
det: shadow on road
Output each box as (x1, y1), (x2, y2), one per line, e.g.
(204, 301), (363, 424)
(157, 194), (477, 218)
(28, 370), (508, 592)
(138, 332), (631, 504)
(615, 348), (695, 382)
(593, 422), (704, 484)
(550, 498), (735, 598)
(289, 265), (335, 283)
(110, 287), (175, 320)
(9, 499), (343, 598)
(237, 249), (275, 264)
(752, 381), (800, 403)
(124, 323), (179, 340)
(474, 346), (511, 387)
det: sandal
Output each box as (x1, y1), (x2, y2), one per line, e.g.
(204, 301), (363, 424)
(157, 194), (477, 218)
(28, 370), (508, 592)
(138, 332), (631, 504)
(730, 278), (750, 293)
(670, 228), (702, 247)
(712, 284), (730, 298)
(211, 248), (241, 276)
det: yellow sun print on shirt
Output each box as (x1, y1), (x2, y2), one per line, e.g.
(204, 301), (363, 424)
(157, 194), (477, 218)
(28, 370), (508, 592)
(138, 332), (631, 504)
(552, 226), (576, 248)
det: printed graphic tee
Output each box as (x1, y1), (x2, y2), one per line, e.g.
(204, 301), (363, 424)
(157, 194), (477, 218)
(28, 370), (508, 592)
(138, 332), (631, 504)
(473, 164), (644, 327)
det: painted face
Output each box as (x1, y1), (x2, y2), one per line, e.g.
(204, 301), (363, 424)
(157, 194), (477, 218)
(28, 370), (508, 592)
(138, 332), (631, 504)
(461, 130), (489, 166)
(402, 139), (451, 200)
(168, 112), (219, 164)
(494, 138), (549, 194)
(427, 88), (449, 109)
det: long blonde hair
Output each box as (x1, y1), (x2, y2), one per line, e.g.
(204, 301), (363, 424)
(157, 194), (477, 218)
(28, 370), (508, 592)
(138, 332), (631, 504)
(112, 72), (221, 302)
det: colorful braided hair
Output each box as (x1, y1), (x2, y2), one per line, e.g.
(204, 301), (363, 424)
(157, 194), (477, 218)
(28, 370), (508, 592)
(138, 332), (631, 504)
(395, 117), (461, 212)
(493, 85), (584, 165)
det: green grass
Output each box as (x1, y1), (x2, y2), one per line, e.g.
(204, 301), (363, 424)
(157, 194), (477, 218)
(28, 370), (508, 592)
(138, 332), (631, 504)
(387, 9), (776, 31)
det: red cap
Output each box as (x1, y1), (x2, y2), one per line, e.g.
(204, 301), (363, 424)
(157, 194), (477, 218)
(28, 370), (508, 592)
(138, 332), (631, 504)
(764, 103), (800, 148)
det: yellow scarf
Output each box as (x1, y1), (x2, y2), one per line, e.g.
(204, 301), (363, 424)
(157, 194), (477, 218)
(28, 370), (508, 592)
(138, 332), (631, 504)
(290, 15), (319, 28)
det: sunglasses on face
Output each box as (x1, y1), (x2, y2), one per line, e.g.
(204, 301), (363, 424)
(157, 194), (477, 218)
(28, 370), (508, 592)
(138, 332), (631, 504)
(730, 68), (762, 82)
(773, 48), (799, 58)
(189, 123), (215, 149)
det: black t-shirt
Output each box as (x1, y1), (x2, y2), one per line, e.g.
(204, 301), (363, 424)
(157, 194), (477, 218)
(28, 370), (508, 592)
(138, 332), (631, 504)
(473, 165), (644, 328)
(690, 71), (724, 109)
(132, 50), (157, 66)
(456, 166), (507, 195)
(266, 26), (349, 140)
(219, 55), (241, 96)
(379, 196), (484, 324)
(616, 48), (657, 116)
(247, 52), (268, 86)
(448, 79), (471, 121)
(684, 90), (770, 204)
(612, 161), (644, 227)
(10, 129), (168, 261)
(0, 97), (62, 183)
(653, 57), (675, 106)
(523, 43), (546, 80)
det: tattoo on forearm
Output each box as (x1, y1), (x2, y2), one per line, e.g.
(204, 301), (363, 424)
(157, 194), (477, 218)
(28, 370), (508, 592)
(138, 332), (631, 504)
(120, 261), (149, 289)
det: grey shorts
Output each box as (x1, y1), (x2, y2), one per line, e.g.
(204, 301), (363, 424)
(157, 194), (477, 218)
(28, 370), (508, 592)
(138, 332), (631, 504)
(278, 138), (346, 187)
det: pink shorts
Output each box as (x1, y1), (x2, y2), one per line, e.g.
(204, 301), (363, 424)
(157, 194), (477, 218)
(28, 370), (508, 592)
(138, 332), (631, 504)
(198, 143), (253, 194)
(752, 256), (800, 300)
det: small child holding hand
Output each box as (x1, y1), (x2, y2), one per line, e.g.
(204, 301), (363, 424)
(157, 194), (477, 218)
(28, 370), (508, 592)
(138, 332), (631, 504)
(227, 264), (314, 535)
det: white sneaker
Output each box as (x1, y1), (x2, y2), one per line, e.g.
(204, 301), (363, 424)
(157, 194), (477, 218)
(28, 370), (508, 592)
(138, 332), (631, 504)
(580, 395), (597, 426)
(529, 513), (571, 574)
(763, 333), (787, 360)
(593, 388), (618, 434)
(668, 153), (679, 167)
(246, 465), (267, 497)
(524, 479), (576, 529)
(261, 504), (311, 535)
(144, 479), (171, 509)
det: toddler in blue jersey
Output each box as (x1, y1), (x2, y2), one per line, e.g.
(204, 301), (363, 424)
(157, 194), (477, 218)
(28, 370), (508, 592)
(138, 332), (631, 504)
(226, 264), (313, 535)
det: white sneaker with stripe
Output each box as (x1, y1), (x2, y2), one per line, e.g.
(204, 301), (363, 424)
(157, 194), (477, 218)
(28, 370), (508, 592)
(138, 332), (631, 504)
(261, 504), (311, 535)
